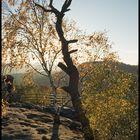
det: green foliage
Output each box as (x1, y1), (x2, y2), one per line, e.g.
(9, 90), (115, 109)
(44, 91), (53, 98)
(81, 62), (138, 140)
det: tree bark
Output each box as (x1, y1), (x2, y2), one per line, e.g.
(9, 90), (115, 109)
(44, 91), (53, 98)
(68, 66), (94, 139)
(48, 72), (60, 122)
(35, 1), (94, 139)
(55, 11), (94, 140)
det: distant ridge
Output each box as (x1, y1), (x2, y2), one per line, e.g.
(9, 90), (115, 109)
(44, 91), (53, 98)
(79, 61), (138, 75)
(12, 61), (138, 86)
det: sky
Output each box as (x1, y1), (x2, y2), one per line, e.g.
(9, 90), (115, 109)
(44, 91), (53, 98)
(53, 0), (138, 65)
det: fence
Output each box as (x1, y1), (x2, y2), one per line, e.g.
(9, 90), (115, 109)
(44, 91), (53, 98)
(20, 92), (73, 107)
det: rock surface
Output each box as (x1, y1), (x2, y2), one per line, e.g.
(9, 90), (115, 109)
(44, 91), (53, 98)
(2, 102), (84, 140)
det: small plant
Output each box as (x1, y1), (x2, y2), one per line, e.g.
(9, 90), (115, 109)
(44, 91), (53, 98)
(2, 99), (8, 118)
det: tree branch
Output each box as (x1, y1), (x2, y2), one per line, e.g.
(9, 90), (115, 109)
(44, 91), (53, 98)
(68, 49), (78, 54)
(50, 49), (61, 71)
(26, 62), (48, 77)
(48, 0), (60, 15)
(34, 3), (53, 13)
(58, 62), (69, 75)
(61, 0), (72, 13)
(49, 0), (53, 6)
(68, 39), (78, 44)
(35, 1), (60, 17)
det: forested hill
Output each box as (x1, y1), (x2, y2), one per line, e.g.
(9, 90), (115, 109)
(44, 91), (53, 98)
(12, 61), (138, 86)
(79, 61), (138, 75)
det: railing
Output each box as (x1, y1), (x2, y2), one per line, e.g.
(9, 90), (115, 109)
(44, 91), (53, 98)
(20, 92), (72, 107)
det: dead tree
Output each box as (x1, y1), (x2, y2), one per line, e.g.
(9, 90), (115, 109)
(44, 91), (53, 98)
(35, 0), (94, 139)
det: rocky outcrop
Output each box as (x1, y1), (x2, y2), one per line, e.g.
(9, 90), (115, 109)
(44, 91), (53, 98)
(2, 102), (84, 140)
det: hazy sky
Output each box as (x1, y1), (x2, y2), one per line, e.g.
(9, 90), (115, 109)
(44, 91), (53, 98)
(54, 0), (138, 65)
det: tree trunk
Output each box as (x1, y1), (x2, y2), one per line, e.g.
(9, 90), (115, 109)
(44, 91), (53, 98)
(48, 73), (59, 114)
(56, 24), (94, 139)
(48, 73), (61, 125)
(56, 8), (94, 140)
(35, 1), (94, 139)
(48, 73), (57, 103)
(68, 65), (94, 139)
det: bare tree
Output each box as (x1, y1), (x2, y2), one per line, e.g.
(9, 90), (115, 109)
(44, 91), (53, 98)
(35, 0), (94, 139)
(2, 0), (86, 115)
(2, 0), (62, 112)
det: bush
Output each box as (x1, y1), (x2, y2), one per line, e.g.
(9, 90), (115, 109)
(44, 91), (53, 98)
(2, 99), (8, 118)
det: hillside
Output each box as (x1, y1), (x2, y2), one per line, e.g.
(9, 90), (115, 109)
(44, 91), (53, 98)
(108, 62), (138, 75)
(12, 61), (138, 86)
(2, 62), (138, 140)
(2, 102), (84, 140)
(79, 61), (138, 75)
